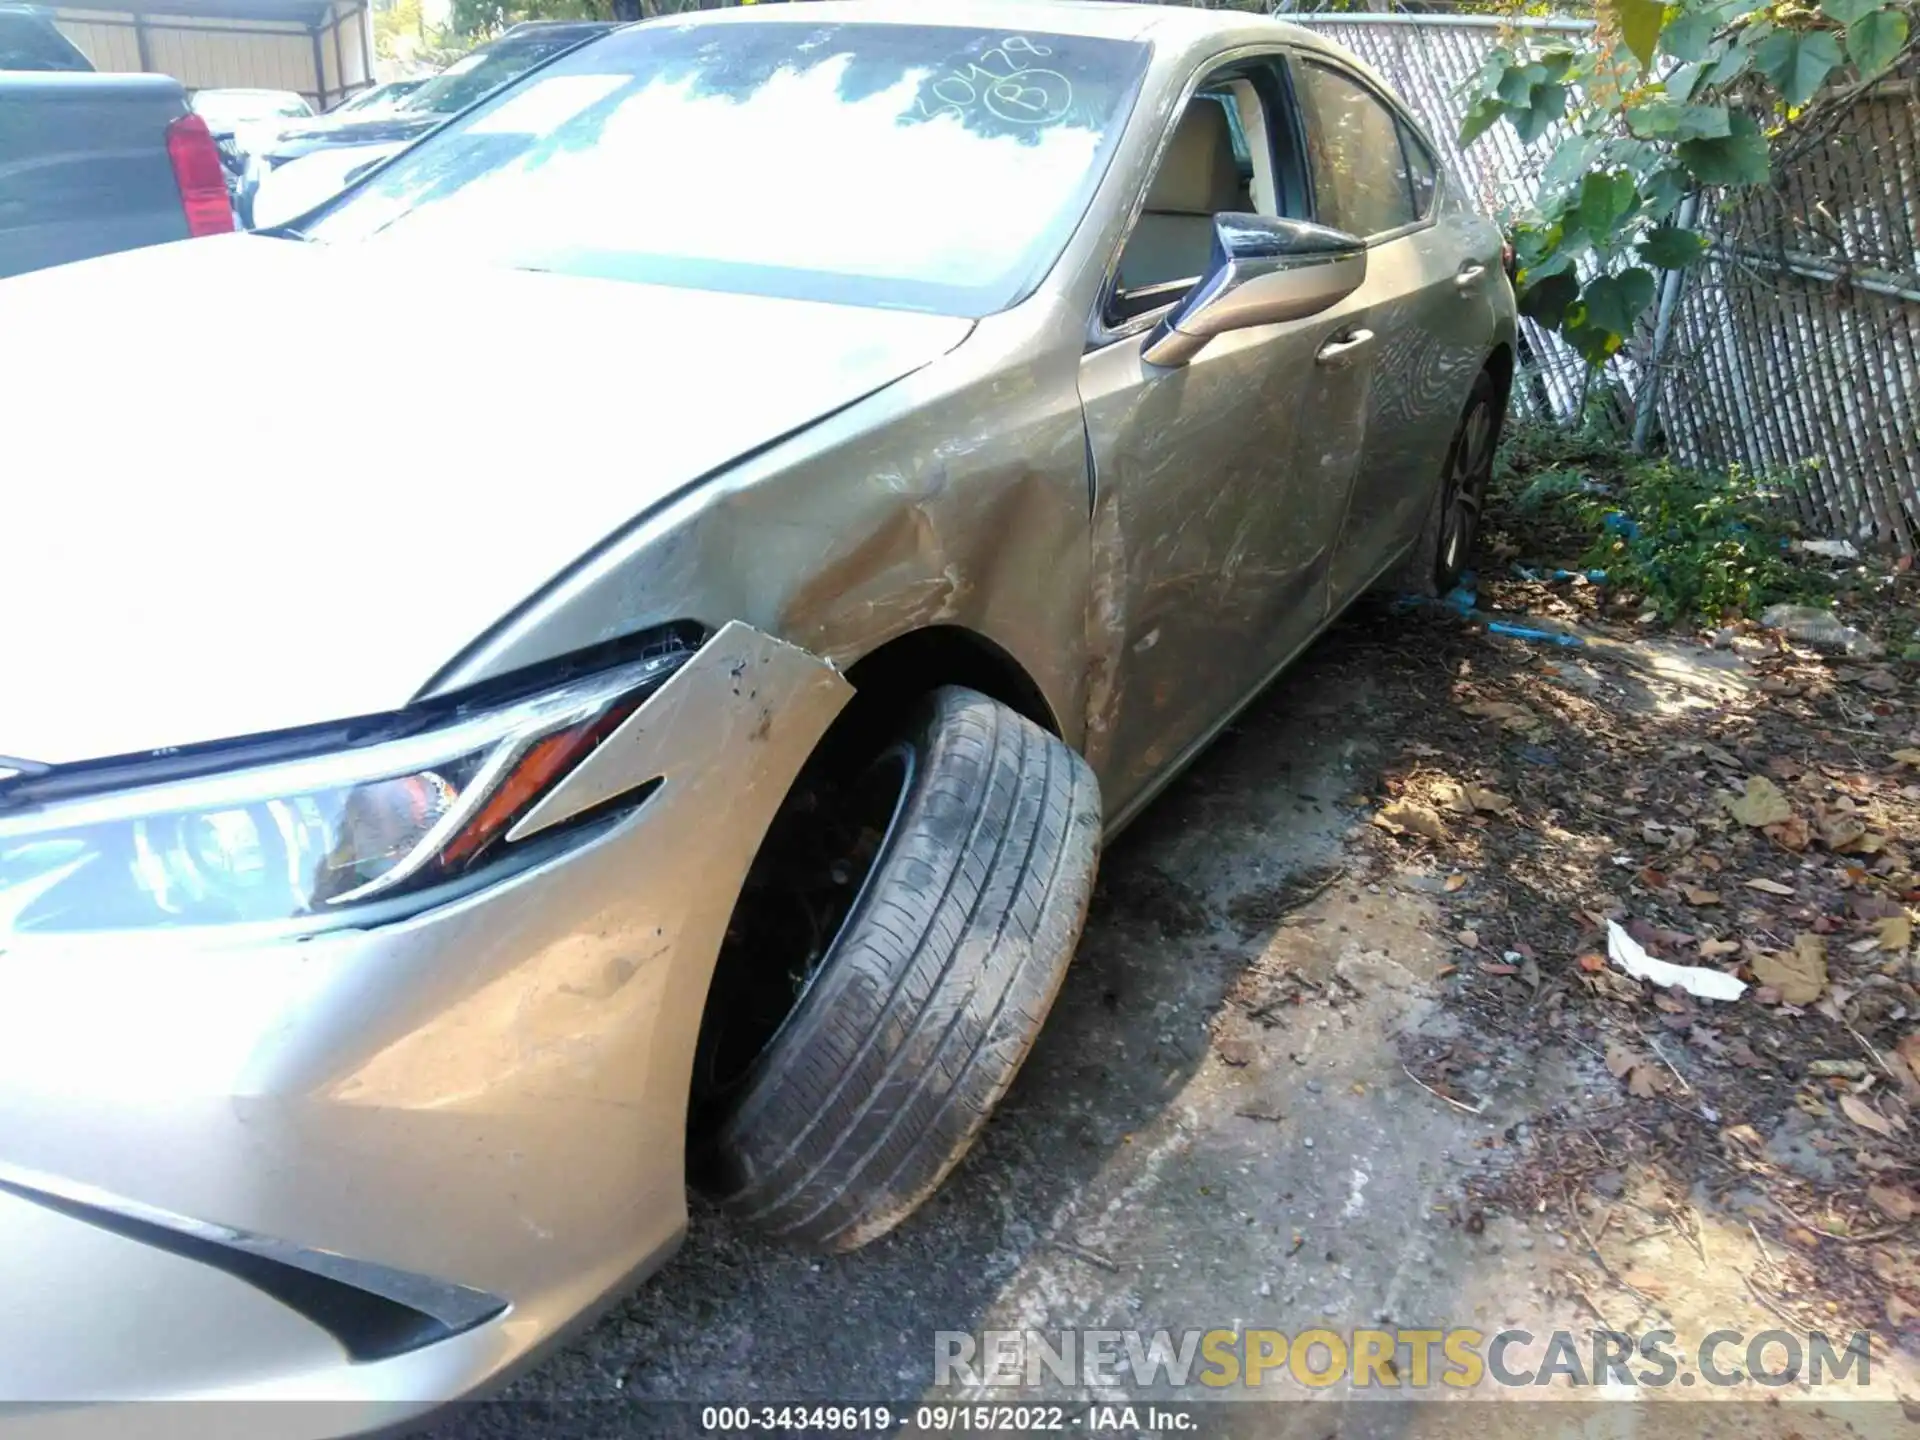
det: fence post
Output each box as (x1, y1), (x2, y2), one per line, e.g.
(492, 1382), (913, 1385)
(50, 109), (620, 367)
(1632, 191), (1700, 454)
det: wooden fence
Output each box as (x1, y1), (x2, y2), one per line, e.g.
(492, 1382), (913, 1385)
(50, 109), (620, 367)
(1291, 13), (1920, 552)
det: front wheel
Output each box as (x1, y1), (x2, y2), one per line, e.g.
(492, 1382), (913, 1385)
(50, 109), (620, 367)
(692, 686), (1102, 1251)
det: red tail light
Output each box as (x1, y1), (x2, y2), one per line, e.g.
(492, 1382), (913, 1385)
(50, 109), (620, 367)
(164, 113), (235, 238)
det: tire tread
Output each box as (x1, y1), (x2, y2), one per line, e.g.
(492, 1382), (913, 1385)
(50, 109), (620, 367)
(705, 687), (1101, 1250)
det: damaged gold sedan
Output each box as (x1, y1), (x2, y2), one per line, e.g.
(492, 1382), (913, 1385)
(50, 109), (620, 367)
(0, 0), (1514, 1423)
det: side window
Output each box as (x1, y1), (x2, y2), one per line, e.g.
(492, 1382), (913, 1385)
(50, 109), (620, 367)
(1291, 60), (1417, 238)
(1399, 119), (1438, 219)
(1109, 64), (1299, 323)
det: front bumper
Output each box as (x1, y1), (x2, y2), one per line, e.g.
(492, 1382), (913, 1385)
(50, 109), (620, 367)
(0, 624), (851, 1422)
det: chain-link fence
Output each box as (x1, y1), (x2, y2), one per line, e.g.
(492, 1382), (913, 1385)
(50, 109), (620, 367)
(1291, 12), (1920, 552)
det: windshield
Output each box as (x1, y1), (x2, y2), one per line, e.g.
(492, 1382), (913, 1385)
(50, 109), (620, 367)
(339, 79), (424, 111)
(395, 29), (604, 116)
(194, 91), (311, 127)
(303, 22), (1150, 316)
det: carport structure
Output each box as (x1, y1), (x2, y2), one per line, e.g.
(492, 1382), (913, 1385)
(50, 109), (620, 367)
(53, 0), (373, 110)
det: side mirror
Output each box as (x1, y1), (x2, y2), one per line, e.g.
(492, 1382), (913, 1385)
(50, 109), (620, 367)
(1142, 214), (1367, 368)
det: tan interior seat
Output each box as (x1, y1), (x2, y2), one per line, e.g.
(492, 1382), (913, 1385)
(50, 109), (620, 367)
(1117, 98), (1249, 293)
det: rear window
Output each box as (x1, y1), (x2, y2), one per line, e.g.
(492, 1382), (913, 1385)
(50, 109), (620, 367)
(395, 29), (606, 116)
(0, 12), (90, 71)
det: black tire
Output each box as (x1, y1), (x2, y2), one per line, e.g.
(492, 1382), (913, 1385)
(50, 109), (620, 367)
(1389, 369), (1503, 598)
(695, 686), (1102, 1251)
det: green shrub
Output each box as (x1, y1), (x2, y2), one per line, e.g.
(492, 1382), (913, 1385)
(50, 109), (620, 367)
(1492, 426), (1825, 625)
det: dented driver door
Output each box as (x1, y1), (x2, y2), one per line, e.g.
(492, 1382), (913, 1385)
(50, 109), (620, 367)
(1078, 66), (1371, 824)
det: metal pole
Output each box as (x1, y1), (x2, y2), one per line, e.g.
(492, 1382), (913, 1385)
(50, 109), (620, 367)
(1708, 243), (1920, 305)
(332, 7), (346, 100)
(1633, 191), (1700, 453)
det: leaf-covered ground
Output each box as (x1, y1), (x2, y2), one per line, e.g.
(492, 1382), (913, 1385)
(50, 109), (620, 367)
(1344, 473), (1920, 1346)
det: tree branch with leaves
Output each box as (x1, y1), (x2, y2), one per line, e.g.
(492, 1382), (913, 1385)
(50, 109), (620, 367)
(1462, 0), (1915, 365)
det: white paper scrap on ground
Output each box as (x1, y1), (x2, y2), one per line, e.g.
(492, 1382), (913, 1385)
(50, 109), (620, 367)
(1607, 919), (1748, 1002)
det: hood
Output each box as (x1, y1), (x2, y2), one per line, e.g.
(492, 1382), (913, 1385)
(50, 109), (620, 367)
(265, 112), (438, 161)
(0, 236), (972, 766)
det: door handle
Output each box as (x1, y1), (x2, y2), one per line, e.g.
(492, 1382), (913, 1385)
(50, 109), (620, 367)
(1315, 328), (1374, 364)
(1454, 262), (1488, 291)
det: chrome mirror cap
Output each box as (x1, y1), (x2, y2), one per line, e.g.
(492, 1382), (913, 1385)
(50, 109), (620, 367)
(1143, 214), (1367, 369)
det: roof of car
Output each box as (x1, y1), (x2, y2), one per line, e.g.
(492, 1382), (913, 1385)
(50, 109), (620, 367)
(647, 0), (1321, 46)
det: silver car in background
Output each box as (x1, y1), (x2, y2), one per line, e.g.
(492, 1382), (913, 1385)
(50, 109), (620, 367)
(0, 1), (1513, 1426)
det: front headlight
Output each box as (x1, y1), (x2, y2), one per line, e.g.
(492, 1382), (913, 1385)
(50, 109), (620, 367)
(0, 643), (691, 937)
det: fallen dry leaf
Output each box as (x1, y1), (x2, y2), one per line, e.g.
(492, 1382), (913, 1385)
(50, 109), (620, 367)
(1878, 914), (1913, 953)
(1682, 886), (1722, 906)
(1746, 877), (1796, 896)
(1374, 799), (1447, 843)
(1444, 873), (1468, 893)
(1700, 938), (1741, 957)
(1604, 1041), (1668, 1098)
(1809, 1059), (1869, 1079)
(1456, 928), (1480, 947)
(1466, 784), (1513, 816)
(1892, 749), (1920, 768)
(1213, 1036), (1255, 1067)
(1727, 776), (1794, 827)
(1462, 699), (1535, 724)
(1765, 816), (1812, 851)
(1841, 1091), (1897, 1139)
(1896, 1033), (1920, 1086)
(1819, 813), (1869, 851)
(1869, 1183), (1920, 1222)
(1577, 953), (1606, 972)
(1752, 934), (1828, 1006)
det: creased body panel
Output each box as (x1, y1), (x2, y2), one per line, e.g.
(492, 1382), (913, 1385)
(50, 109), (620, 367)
(430, 307), (1097, 759)
(1078, 312), (1358, 819)
(1328, 214), (1501, 599)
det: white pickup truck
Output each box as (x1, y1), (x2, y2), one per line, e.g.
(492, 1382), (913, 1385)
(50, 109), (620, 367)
(0, 4), (232, 278)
